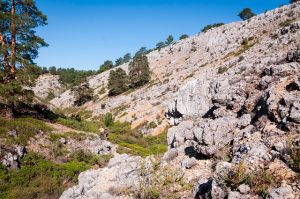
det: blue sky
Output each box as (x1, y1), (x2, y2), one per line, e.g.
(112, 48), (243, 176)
(34, 0), (288, 70)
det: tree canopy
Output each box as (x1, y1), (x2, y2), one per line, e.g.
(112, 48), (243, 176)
(108, 68), (129, 96)
(129, 54), (150, 88)
(0, 0), (48, 78)
(179, 34), (189, 40)
(165, 35), (174, 45)
(99, 60), (114, 73)
(238, 8), (256, 21)
(201, 23), (224, 32)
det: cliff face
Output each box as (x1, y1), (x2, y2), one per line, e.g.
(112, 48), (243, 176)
(59, 3), (300, 199)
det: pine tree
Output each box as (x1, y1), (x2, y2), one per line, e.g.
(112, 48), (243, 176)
(115, 57), (124, 66)
(165, 35), (174, 45)
(123, 53), (131, 63)
(129, 54), (150, 88)
(156, 42), (165, 50)
(108, 68), (129, 96)
(0, 0), (47, 118)
(99, 60), (114, 73)
(238, 8), (256, 21)
(72, 81), (93, 106)
(0, 0), (48, 78)
(135, 47), (148, 56)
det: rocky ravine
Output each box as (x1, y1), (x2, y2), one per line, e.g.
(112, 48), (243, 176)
(59, 3), (300, 199)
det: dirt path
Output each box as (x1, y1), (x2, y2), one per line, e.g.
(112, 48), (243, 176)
(46, 122), (85, 134)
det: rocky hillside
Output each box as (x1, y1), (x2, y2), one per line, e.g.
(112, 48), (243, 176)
(58, 3), (300, 199)
(35, 3), (300, 137)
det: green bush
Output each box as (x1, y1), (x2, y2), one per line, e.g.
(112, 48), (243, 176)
(103, 113), (114, 127)
(69, 150), (113, 168)
(107, 121), (168, 157)
(202, 23), (224, 32)
(0, 117), (52, 145)
(218, 66), (228, 74)
(0, 153), (90, 199)
(288, 140), (300, 173)
(57, 117), (99, 133)
(179, 34), (189, 40)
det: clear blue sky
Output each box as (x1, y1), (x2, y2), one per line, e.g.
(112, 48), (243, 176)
(34, 0), (288, 70)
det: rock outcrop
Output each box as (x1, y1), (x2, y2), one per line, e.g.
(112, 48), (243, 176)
(60, 154), (143, 199)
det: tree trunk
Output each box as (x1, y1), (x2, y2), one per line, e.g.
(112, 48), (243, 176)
(0, 24), (10, 72)
(10, 0), (16, 75)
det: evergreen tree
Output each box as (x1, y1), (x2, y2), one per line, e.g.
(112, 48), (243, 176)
(49, 66), (57, 75)
(238, 8), (256, 21)
(123, 53), (131, 63)
(115, 57), (124, 66)
(129, 54), (150, 88)
(0, 0), (48, 77)
(0, 0), (47, 118)
(179, 34), (189, 40)
(165, 35), (174, 45)
(99, 60), (113, 73)
(156, 42), (165, 50)
(72, 81), (93, 106)
(135, 47), (148, 56)
(108, 68), (129, 96)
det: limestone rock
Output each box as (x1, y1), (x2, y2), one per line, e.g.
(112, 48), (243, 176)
(268, 185), (294, 199)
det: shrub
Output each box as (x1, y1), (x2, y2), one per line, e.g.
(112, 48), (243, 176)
(0, 117), (52, 145)
(238, 8), (256, 20)
(223, 162), (249, 190)
(222, 162), (281, 198)
(129, 54), (150, 88)
(218, 66), (228, 74)
(179, 34), (189, 40)
(69, 150), (112, 168)
(136, 163), (192, 198)
(107, 121), (168, 157)
(45, 91), (55, 102)
(108, 68), (129, 96)
(0, 153), (90, 199)
(202, 23), (224, 32)
(57, 117), (99, 133)
(288, 140), (300, 173)
(98, 87), (106, 95)
(103, 113), (114, 127)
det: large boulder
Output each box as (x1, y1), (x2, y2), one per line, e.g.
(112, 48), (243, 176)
(60, 154), (142, 199)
